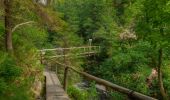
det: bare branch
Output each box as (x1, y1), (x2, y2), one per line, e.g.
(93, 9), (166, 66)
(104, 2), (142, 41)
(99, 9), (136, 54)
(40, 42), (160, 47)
(12, 21), (35, 33)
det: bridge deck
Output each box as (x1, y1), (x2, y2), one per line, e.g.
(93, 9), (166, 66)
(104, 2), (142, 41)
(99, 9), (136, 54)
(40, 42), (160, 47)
(44, 68), (70, 100)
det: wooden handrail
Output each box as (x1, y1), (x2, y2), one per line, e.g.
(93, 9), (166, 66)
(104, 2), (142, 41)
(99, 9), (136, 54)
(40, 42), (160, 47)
(46, 52), (98, 58)
(39, 46), (100, 52)
(55, 61), (157, 100)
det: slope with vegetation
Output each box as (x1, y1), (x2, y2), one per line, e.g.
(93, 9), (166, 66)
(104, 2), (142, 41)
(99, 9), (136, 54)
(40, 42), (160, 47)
(0, 0), (170, 100)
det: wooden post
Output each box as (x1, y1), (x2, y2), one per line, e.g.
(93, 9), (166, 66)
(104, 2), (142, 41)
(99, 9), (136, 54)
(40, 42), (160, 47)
(40, 51), (43, 64)
(55, 60), (58, 74)
(84, 47), (86, 54)
(98, 46), (100, 56)
(63, 67), (69, 91)
(89, 39), (92, 51)
(40, 50), (45, 64)
(63, 47), (68, 91)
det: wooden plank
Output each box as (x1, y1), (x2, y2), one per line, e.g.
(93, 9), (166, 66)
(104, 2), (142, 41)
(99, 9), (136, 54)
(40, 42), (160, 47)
(44, 68), (70, 100)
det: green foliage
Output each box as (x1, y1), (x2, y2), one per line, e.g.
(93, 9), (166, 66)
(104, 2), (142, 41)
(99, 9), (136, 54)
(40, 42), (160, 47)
(0, 78), (7, 94)
(67, 83), (98, 100)
(162, 63), (170, 96)
(0, 0), (170, 99)
(49, 0), (170, 99)
(0, 52), (33, 100)
(110, 92), (127, 100)
(0, 1), (48, 99)
(88, 82), (98, 99)
(55, 0), (116, 41)
(13, 24), (48, 49)
(0, 52), (21, 80)
(67, 86), (88, 100)
(0, 56), (21, 81)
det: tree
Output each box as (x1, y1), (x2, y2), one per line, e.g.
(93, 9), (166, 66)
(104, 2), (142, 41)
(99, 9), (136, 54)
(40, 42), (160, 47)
(4, 0), (13, 52)
(134, 0), (170, 99)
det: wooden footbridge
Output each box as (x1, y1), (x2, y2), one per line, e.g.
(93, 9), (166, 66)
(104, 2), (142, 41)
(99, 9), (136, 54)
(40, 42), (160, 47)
(40, 46), (157, 100)
(44, 68), (69, 100)
(40, 46), (100, 59)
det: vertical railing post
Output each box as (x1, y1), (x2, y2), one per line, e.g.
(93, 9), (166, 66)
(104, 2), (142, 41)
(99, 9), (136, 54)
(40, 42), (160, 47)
(40, 50), (45, 64)
(84, 47), (86, 53)
(63, 67), (69, 91)
(40, 51), (43, 64)
(88, 39), (92, 56)
(63, 46), (69, 91)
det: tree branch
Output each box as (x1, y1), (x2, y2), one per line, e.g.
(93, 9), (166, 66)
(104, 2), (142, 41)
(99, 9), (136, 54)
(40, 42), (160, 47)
(12, 21), (35, 33)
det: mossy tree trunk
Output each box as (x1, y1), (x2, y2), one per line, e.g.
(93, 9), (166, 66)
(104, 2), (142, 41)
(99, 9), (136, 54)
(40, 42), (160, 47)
(157, 49), (168, 100)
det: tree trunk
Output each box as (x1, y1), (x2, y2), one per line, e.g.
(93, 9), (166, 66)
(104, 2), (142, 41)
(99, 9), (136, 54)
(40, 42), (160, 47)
(4, 0), (13, 52)
(158, 49), (168, 100)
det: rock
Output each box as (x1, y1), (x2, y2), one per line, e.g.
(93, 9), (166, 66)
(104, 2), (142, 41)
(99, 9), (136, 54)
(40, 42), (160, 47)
(32, 78), (43, 99)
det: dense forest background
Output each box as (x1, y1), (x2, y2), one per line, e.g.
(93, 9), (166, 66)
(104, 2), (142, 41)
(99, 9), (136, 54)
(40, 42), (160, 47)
(0, 0), (170, 100)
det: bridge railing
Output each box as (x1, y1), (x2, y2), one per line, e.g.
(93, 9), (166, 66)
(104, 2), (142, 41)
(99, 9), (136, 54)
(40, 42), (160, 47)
(39, 46), (157, 100)
(40, 46), (100, 52)
(39, 46), (100, 59)
(54, 61), (157, 100)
